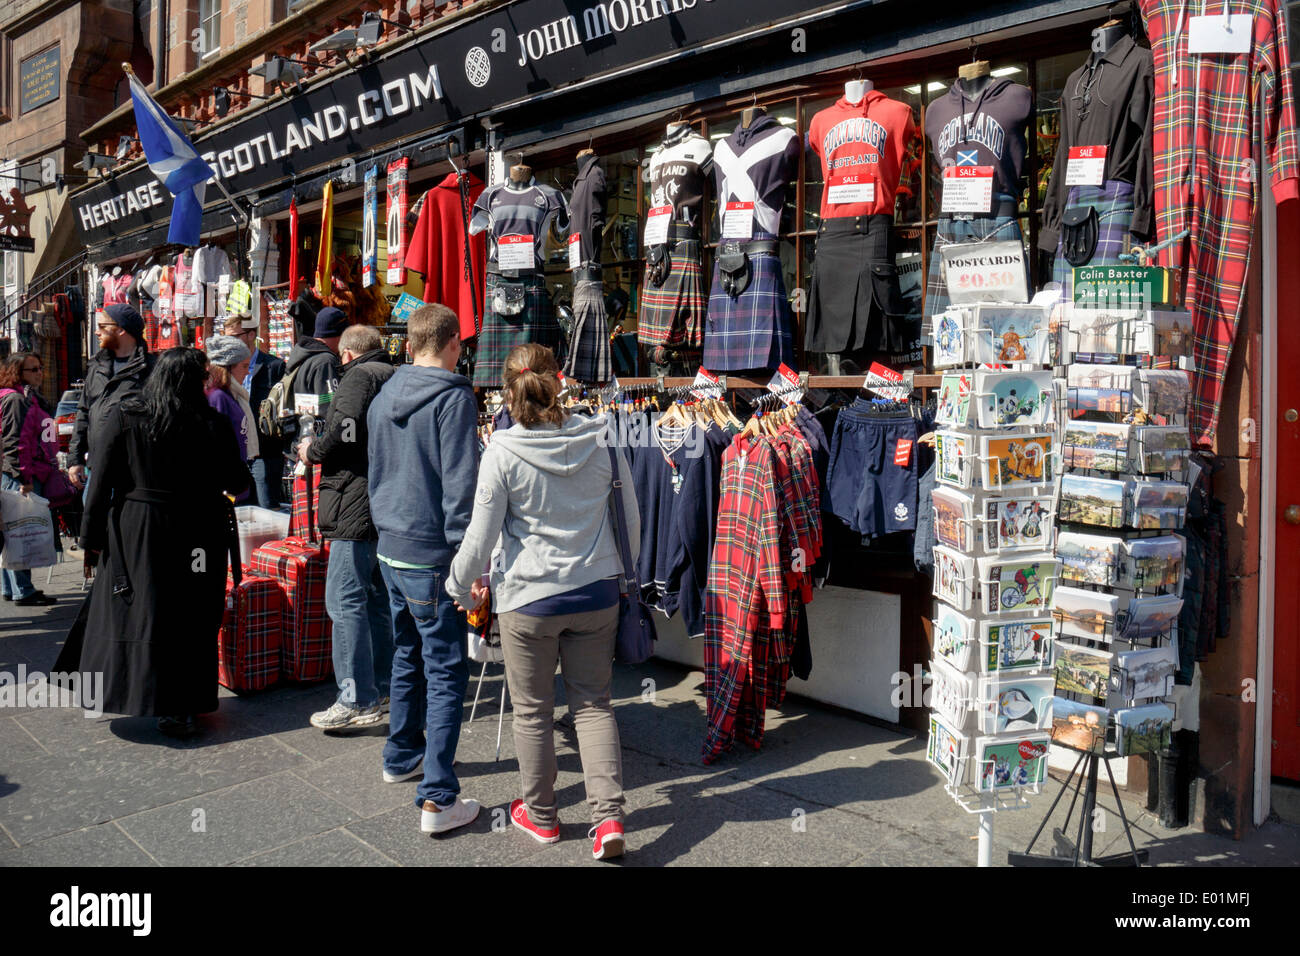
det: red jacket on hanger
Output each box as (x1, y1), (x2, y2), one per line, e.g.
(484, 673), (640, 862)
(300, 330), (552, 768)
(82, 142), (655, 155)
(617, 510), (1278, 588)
(406, 171), (486, 341)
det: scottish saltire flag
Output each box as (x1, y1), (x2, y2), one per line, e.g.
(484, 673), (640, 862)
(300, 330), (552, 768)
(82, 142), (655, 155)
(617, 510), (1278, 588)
(127, 72), (215, 246)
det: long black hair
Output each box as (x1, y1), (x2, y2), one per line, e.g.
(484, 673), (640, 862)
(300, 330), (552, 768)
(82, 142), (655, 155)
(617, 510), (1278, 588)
(123, 347), (210, 441)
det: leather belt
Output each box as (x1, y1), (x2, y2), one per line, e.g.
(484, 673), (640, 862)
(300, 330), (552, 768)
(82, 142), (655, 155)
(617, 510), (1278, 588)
(573, 264), (603, 283)
(742, 240), (780, 256)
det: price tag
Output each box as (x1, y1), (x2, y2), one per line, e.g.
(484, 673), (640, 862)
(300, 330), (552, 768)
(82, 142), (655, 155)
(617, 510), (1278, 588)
(691, 366), (723, 399)
(218, 274), (231, 296)
(1065, 146), (1107, 186)
(497, 234), (534, 272)
(940, 166), (994, 214)
(940, 239), (1029, 305)
(827, 175), (875, 205)
(865, 361), (909, 401)
(644, 206), (672, 247)
(766, 363), (803, 405)
(894, 438), (913, 467)
(721, 201), (755, 240)
(568, 233), (582, 271)
(1187, 13), (1252, 54)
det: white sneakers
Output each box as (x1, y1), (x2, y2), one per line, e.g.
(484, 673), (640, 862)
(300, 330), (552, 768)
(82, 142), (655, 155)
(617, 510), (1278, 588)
(421, 797), (481, 834)
(382, 758), (423, 784)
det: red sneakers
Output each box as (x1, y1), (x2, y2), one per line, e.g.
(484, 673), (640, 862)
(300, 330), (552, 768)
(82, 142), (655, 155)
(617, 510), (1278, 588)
(590, 819), (625, 860)
(510, 799), (560, 844)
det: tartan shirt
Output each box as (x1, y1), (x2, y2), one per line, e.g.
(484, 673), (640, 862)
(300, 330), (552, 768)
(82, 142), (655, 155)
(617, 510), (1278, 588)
(1140, 0), (1299, 444)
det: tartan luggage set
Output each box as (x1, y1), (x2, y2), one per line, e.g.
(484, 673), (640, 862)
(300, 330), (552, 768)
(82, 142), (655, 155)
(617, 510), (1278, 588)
(217, 575), (285, 692)
(249, 464), (334, 683)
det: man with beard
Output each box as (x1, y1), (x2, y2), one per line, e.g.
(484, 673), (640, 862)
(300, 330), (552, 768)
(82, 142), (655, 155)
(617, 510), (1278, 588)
(68, 304), (155, 492)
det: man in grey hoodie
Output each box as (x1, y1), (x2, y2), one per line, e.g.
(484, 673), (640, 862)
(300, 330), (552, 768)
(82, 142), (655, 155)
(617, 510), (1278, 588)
(366, 303), (480, 835)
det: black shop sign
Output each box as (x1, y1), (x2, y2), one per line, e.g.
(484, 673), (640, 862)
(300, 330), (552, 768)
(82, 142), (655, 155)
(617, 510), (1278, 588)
(73, 0), (829, 246)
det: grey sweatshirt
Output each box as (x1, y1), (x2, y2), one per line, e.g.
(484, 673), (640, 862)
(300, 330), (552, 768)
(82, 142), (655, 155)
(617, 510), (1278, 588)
(446, 413), (639, 614)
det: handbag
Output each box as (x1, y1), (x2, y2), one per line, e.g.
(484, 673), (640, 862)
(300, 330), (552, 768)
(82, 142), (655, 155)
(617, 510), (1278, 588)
(604, 443), (656, 663)
(1061, 204), (1100, 267)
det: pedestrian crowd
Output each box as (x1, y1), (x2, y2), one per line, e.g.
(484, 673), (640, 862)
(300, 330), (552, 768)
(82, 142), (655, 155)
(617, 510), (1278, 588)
(12, 299), (634, 860)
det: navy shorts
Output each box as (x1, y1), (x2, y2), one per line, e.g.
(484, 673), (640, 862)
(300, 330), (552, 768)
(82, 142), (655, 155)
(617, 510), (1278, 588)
(827, 401), (920, 539)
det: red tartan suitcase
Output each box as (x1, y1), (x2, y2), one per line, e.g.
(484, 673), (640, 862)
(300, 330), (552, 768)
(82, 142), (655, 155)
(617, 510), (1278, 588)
(218, 575), (285, 692)
(249, 464), (332, 683)
(286, 462), (321, 539)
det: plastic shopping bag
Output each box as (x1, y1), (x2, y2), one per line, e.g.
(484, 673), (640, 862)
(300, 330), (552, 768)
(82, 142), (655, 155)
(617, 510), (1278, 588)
(0, 490), (57, 570)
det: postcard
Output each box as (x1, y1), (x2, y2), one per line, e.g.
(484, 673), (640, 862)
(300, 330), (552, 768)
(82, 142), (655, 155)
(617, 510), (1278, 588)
(933, 545), (976, 611)
(1118, 595), (1184, 642)
(975, 370), (1055, 429)
(936, 431), (974, 488)
(1062, 420), (1131, 472)
(1127, 479), (1189, 530)
(1049, 696), (1109, 753)
(932, 487), (976, 552)
(1123, 534), (1185, 591)
(1113, 646), (1177, 702)
(935, 372), (973, 427)
(1052, 586), (1120, 643)
(1114, 703), (1174, 757)
(927, 714), (968, 787)
(1132, 425), (1191, 474)
(984, 496), (1054, 552)
(980, 433), (1053, 491)
(975, 734), (1050, 792)
(1068, 307), (1142, 355)
(1068, 386), (1133, 419)
(1068, 363), (1138, 393)
(978, 675), (1055, 734)
(934, 603), (977, 672)
(1139, 370), (1190, 423)
(932, 308), (968, 368)
(931, 658), (974, 731)
(979, 554), (1057, 615)
(1053, 641), (1114, 701)
(1056, 531), (1122, 587)
(970, 304), (1051, 364)
(983, 618), (1053, 674)
(1143, 311), (1193, 362)
(1059, 474), (1127, 528)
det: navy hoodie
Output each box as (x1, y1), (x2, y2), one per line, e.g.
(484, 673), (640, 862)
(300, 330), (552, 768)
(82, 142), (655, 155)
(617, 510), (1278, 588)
(366, 364), (479, 566)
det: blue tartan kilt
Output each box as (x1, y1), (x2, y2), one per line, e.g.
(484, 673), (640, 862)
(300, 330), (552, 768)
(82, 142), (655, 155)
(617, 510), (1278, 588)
(1053, 180), (1136, 298)
(703, 249), (793, 372)
(925, 215), (1023, 316)
(474, 272), (560, 387)
(564, 279), (613, 384)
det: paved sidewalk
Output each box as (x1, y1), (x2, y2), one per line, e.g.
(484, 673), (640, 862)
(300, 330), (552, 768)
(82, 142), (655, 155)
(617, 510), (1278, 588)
(2, 556), (1297, 866)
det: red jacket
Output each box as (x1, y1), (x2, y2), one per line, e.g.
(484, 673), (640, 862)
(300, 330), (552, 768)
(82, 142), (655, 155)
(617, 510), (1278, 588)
(406, 172), (486, 341)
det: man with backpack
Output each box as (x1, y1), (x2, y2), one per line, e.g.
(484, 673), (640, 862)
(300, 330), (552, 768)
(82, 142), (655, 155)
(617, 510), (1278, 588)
(298, 325), (396, 730)
(224, 314), (286, 510)
(257, 306), (345, 454)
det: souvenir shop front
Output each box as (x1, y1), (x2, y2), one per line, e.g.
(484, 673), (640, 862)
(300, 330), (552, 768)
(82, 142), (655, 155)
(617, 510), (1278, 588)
(69, 0), (1296, 840)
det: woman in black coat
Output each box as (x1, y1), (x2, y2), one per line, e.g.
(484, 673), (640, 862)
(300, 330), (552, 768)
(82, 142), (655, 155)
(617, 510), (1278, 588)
(55, 348), (249, 736)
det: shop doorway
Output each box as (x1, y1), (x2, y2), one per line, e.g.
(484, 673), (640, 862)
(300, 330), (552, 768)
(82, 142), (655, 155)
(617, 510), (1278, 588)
(1274, 197), (1300, 784)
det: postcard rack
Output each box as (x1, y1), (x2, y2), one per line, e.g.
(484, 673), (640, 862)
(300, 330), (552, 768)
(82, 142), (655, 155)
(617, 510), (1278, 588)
(924, 298), (1063, 867)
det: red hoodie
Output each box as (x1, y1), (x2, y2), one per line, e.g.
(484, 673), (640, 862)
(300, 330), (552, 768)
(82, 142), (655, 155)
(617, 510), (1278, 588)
(807, 90), (918, 219)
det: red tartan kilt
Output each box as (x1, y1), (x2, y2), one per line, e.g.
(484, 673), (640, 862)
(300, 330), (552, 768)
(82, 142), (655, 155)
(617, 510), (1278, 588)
(249, 537), (332, 683)
(218, 575), (285, 692)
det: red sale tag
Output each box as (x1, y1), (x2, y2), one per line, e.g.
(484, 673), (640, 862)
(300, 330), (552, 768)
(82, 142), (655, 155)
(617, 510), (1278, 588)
(894, 438), (913, 467)
(941, 165), (994, 214)
(766, 363), (803, 405)
(691, 366), (722, 399)
(1065, 145), (1107, 186)
(568, 233), (582, 271)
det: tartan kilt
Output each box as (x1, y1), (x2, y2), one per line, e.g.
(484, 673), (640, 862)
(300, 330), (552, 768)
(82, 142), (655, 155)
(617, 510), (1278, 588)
(805, 217), (903, 354)
(474, 272), (560, 387)
(639, 224), (706, 349)
(925, 215), (1023, 316)
(1052, 180), (1137, 297)
(564, 279), (613, 384)
(704, 247), (793, 372)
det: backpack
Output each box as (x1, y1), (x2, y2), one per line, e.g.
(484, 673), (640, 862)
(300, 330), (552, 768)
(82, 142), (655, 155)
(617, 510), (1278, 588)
(258, 364), (300, 440)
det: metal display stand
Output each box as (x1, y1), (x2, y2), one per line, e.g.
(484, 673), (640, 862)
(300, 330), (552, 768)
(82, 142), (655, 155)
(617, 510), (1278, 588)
(1008, 747), (1147, 867)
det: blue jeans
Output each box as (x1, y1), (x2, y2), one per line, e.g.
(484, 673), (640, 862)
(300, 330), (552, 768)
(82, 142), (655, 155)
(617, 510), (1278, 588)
(379, 562), (469, 809)
(1, 474), (38, 599)
(250, 453), (283, 511)
(324, 539), (393, 708)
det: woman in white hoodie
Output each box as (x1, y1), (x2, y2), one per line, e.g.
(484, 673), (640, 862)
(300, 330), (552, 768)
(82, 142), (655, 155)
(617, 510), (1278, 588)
(447, 343), (638, 861)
